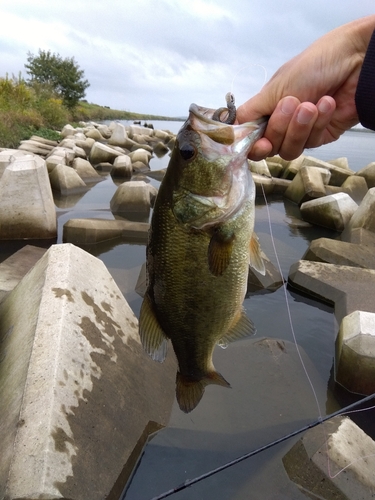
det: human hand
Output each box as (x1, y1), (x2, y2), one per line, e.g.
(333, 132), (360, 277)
(236, 15), (375, 160)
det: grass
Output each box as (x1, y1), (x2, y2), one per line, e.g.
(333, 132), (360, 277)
(0, 75), (181, 149)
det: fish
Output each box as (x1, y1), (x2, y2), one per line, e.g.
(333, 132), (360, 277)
(138, 97), (267, 413)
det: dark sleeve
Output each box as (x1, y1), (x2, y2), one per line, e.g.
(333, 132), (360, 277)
(355, 29), (375, 131)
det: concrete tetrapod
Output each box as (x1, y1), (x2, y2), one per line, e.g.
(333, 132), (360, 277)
(0, 154), (56, 239)
(336, 310), (375, 395)
(0, 243), (176, 500)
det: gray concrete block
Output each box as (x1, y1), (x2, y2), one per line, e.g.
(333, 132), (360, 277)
(0, 243), (176, 499)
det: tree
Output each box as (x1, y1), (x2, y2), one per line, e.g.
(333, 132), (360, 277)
(25, 50), (90, 109)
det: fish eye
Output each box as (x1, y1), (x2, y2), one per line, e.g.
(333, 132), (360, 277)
(179, 144), (196, 161)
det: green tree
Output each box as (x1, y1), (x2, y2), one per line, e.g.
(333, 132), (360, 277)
(25, 49), (90, 109)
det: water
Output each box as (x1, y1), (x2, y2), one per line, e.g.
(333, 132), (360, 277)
(1, 122), (374, 499)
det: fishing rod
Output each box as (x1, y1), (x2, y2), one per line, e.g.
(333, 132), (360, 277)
(148, 392), (375, 500)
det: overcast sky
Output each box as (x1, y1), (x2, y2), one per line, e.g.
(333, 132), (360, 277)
(0, 1), (374, 117)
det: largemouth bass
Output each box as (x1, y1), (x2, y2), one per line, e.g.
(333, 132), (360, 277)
(139, 98), (267, 413)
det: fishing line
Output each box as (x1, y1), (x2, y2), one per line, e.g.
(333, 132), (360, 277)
(260, 183), (375, 481)
(260, 183), (323, 421)
(148, 392), (375, 500)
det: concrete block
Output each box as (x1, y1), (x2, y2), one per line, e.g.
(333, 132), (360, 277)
(288, 260), (375, 324)
(128, 148), (152, 165)
(0, 243), (176, 500)
(111, 155), (132, 178)
(0, 154), (56, 240)
(300, 193), (358, 231)
(356, 161), (375, 188)
(48, 146), (76, 165)
(46, 154), (66, 173)
(301, 155), (354, 186)
(341, 175), (368, 203)
(247, 250), (284, 293)
(281, 155), (304, 180)
(0, 149), (27, 178)
(49, 164), (88, 195)
(253, 172), (290, 196)
(303, 237), (375, 269)
(248, 159), (271, 177)
(336, 310), (375, 395)
(0, 245), (46, 303)
(71, 158), (101, 183)
(284, 165), (330, 205)
(110, 181), (158, 217)
(327, 156), (350, 170)
(152, 141), (169, 157)
(344, 187), (375, 234)
(283, 416), (375, 499)
(89, 142), (122, 166)
(107, 122), (129, 147)
(63, 218), (149, 246)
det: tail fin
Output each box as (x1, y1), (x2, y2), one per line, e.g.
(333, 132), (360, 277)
(176, 371), (231, 413)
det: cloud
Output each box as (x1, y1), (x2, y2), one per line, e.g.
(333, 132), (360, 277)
(0, 0), (374, 115)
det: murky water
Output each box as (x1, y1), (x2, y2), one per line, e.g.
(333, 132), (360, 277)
(1, 123), (374, 499)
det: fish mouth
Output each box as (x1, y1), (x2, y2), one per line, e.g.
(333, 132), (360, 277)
(188, 103), (267, 151)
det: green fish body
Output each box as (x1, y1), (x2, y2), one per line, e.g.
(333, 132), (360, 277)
(139, 103), (266, 412)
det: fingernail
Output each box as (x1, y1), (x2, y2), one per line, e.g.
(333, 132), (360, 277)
(297, 107), (314, 125)
(317, 98), (331, 114)
(281, 97), (297, 115)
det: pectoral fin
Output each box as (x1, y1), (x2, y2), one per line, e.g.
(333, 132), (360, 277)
(139, 293), (168, 362)
(218, 309), (256, 348)
(208, 231), (235, 276)
(249, 233), (265, 275)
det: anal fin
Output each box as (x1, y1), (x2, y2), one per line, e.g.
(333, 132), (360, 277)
(218, 308), (256, 348)
(138, 293), (168, 362)
(249, 233), (265, 275)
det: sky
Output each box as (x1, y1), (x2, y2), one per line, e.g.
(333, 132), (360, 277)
(0, 1), (374, 117)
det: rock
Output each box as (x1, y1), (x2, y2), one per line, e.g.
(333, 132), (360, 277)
(107, 122), (129, 147)
(0, 243), (176, 500)
(284, 165), (330, 205)
(111, 155), (132, 178)
(89, 142), (122, 166)
(288, 260), (375, 324)
(336, 310), (375, 395)
(49, 164), (88, 195)
(341, 187), (375, 246)
(356, 161), (375, 188)
(110, 181), (158, 218)
(71, 158), (101, 183)
(63, 218), (149, 246)
(283, 416), (375, 499)
(0, 245), (46, 303)
(300, 193), (358, 231)
(303, 237), (375, 269)
(0, 154), (56, 239)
